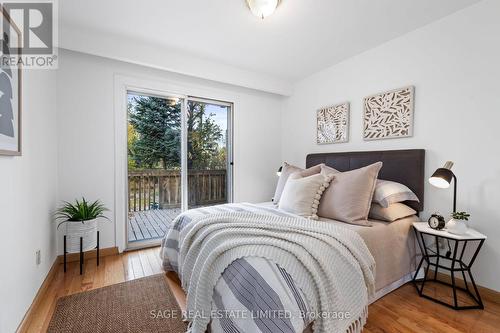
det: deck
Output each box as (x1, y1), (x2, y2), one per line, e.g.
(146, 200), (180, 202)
(128, 208), (181, 242)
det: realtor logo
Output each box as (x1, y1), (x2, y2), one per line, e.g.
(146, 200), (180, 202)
(3, 2), (53, 54)
(1, 0), (58, 69)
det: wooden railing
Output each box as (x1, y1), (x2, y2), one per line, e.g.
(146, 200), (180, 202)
(128, 169), (227, 211)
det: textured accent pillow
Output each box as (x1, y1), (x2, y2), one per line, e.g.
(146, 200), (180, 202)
(372, 180), (420, 208)
(279, 173), (333, 219)
(320, 164), (340, 176)
(369, 203), (417, 222)
(318, 162), (383, 226)
(273, 163), (324, 204)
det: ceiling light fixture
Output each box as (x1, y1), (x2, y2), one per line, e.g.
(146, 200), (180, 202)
(246, 0), (281, 19)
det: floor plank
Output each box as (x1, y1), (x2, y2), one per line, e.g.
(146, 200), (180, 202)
(22, 247), (500, 333)
(128, 251), (145, 279)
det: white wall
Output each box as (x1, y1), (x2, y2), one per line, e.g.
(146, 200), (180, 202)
(0, 70), (58, 332)
(281, 0), (500, 291)
(4, 3), (499, 330)
(60, 25), (292, 96)
(57, 49), (283, 253)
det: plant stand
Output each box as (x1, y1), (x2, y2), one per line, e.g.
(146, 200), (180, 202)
(63, 231), (100, 275)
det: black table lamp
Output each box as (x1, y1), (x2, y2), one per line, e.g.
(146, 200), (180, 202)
(429, 161), (457, 213)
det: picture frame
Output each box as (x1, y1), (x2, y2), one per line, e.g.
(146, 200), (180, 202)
(0, 6), (22, 156)
(363, 86), (414, 141)
(316, 102), (349, 144)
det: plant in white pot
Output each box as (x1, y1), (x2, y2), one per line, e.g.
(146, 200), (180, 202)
(447, 211), (470, 235)
(55, 198), (109, 253)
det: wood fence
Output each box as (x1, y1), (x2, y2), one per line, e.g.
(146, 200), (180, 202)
(128, 169), (227, 211)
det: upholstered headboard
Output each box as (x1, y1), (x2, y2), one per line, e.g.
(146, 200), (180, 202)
(306, 149), (425, 212)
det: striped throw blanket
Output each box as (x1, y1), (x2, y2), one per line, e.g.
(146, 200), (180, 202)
(160, 203), (375, 333)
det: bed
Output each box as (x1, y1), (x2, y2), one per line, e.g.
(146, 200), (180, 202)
(161, 149), (425, 333)
(305, 149), (425, 299)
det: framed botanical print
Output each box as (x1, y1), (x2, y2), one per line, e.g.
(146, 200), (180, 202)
(317, 102), (349, 144)
(0, 7), (22, 155)
(363, 86), (414, 141)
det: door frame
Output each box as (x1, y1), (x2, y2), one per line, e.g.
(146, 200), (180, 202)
(125, 89), (187, 251)
(187, 96), (234, 205)
(114, 74), (234, 252)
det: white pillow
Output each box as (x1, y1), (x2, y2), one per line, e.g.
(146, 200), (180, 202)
(369, 203), (416, 222)
(273, 163), (323, 204)
(278, 173), (333, 220)
(372, 180), (420, 208)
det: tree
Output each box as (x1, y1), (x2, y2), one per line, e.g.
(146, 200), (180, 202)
(127, 123), (138, 170)
(128, 96), (224, 170)
(129, 96), (181, 169)
(187, 102), (223, 170)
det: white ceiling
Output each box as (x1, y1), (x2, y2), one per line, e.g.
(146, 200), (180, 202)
(59, 0), (481, 90)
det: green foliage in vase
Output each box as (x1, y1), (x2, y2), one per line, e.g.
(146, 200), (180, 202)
(451, 211), (470, 221)
(55, 198), (109, 228)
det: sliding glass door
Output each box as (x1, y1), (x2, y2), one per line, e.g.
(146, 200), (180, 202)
(126, 92), (232, 248)
(187, 98), (232, 209)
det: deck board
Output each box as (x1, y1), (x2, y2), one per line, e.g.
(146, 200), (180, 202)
(133, 213), (151, 239)
(128, 208), (182, 243)
(136, 212), (156, 239)
(142, 211), (163, 237)
(151, 210), (168, 233)
(130, 217), (144, 241)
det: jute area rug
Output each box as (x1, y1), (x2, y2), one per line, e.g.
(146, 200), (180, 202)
(48, 274), (187, 333)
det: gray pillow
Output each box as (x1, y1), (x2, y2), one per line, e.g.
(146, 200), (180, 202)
(372, 180), (420, 208)
(318, 162), (383, 226)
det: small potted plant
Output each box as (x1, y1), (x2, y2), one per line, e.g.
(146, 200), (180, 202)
(446, 211), (470, 235)
(55, 198), (109, 253)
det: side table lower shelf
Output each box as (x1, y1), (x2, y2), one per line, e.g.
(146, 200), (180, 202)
(63, 231), (100, 275)
(412, 226), (484, 310)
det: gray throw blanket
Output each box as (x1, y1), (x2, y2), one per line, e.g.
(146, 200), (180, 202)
(177, 211), (375, 333)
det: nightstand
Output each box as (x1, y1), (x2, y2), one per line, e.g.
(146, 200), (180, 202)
(412, 222), (486, 310)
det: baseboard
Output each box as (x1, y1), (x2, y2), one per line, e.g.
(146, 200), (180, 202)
(16, 258), (59, 333)
(16, 246), (119, 332)
(57, 246), (119, 264)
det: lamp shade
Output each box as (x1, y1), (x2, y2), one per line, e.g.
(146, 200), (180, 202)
(246, 0), (280, 19)
(429, 161), (457, 213)
(429, 168), (454, 188)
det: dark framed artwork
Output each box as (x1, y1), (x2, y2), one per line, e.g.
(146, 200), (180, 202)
(0, 6), (22, 156)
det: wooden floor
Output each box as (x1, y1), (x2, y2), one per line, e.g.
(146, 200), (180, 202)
(128, 208), (181, 242)
(22, 247), (500, 333)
